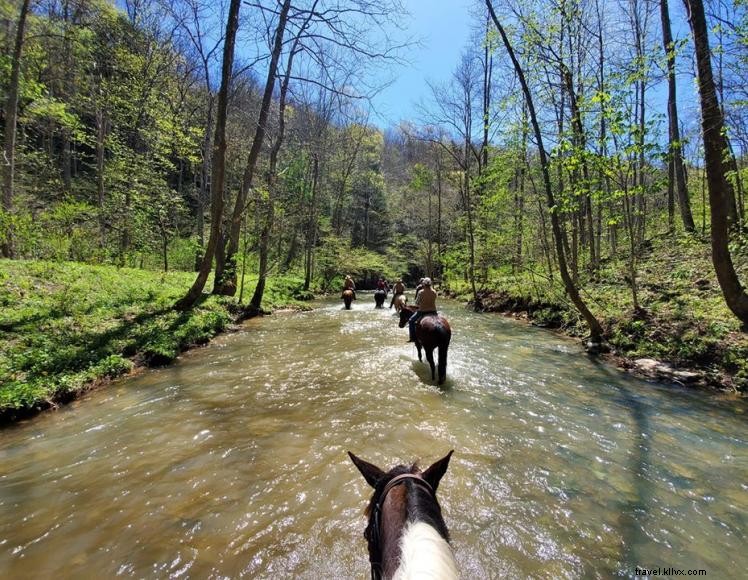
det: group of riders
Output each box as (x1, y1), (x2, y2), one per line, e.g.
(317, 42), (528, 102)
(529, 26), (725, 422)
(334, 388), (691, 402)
(341, 274), (438, 342)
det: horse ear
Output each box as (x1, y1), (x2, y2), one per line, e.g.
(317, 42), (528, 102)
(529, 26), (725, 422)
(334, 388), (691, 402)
(348, 452), (386, 488)
(422, 450), (454, 492)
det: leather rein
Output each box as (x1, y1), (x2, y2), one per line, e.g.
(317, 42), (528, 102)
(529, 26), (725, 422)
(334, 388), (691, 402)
(368, 474), (435, 580)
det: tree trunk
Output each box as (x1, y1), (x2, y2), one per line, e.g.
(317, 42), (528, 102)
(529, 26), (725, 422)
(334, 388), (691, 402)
(661, 0), (695, 233)
(196, 95), (214, 270)
(683, 0), (748, 325)
(486, 0), (603, 345)
(1, 0), (31, 258)
(95, 106), (107, 247)
(249, 25), (307, 310)
(214, 0), (291, 295)
(175, 0), (241, 311)
(303, 154), (319, 291)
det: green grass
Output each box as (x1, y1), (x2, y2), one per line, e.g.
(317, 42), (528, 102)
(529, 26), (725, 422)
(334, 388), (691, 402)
(0, 260), (309, 420)
(446, 234), (748, 392)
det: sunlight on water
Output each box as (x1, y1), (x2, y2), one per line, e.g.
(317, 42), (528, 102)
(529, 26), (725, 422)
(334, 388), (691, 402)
(0, 294), (746, 578)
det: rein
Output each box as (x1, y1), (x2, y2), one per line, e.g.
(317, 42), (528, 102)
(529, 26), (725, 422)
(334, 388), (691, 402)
(368, 474), (435, 580)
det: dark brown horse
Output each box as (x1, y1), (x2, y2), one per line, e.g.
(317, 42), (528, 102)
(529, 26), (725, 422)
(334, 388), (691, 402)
(342, 289), (354, 309)
(348, 450), (457, 580)
(398, 304), (451, 385)
(374, 289), (387, 308)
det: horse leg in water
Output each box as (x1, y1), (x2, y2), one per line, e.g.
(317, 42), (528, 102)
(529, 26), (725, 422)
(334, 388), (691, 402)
(437, 342), (449, 385)
(414, 340), (423, 362)
(425, 347), (436, 381)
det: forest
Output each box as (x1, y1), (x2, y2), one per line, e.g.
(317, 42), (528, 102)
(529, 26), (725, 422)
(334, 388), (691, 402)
(2, 0), (748, 419)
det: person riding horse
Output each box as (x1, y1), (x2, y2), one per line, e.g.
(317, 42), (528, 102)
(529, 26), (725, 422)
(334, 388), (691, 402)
(342, 275), (356, 301)
(408, 277), (437, 343)
(374, 278), (387, 308)
(389, 278), (405, 309)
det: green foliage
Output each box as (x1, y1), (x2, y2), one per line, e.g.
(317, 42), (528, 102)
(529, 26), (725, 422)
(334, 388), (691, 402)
(0, 260), (236, 415)
(316, 236), (393, 290)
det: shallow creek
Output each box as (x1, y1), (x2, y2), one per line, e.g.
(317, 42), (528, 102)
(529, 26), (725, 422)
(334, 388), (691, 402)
(0, 295), (746, 578)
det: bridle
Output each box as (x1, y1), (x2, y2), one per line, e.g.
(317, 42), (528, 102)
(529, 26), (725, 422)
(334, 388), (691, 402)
(367, 474), (435, 580)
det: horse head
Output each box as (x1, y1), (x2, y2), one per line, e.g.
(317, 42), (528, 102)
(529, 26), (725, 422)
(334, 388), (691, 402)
(348, 450), (457, 579)
(398, 304), (416, 328)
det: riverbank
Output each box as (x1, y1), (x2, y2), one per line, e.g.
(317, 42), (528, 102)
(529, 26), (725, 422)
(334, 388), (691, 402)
(443, 234), (748, 393)
(0, 260), (310, 424)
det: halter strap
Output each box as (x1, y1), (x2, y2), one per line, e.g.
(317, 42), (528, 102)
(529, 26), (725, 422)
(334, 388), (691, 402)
(369, 474), (435, 580)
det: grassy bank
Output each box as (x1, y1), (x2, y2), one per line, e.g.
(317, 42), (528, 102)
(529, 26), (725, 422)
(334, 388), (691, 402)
(444, 234), (748, 393)
(0, 260), (310, 423)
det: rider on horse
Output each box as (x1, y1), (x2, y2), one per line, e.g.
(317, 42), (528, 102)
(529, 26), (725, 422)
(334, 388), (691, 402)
(408, 277), (437, 342)
(390, 278), (405, 308)
(342, 275), (356, 300)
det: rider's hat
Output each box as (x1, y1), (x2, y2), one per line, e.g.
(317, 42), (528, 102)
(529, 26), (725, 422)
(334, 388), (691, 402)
(423, 277), (432, 286)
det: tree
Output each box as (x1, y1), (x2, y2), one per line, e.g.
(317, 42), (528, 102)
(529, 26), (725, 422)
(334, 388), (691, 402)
(2, 0), (32, 258)
(213, 0), (292, 296)
(660, 0), (695, 232)
(683, 0), (748, 326)
(175, 0), (241, 311)
(486, 0), (604, 345)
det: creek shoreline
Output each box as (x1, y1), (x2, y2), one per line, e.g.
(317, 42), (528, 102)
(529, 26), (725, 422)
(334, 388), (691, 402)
(3, 285), (741, 429)
(447, 288), (743, 395)
(0, 303), (313, 428)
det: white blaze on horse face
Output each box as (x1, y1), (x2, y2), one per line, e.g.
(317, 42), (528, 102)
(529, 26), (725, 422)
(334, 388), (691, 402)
(392, 522), (458, 580)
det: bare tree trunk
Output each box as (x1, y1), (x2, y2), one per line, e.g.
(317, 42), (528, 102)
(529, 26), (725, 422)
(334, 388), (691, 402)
(482, 13), (492, 172)
(214, 0), (291, 295)
(661, 0), (695, 233)
(435, 144), (443, 269)
(176, 0), (241, 311)
(95, 106), (107, 247)
(196, 95), (213, 270)
(303, 154), (319, 291)
(1, 0), (31, 258)
(683, 0), (748, 325)
(562, 66), (597, 273)
(249, 17), (309, 310)
(486, 0), (603, 345)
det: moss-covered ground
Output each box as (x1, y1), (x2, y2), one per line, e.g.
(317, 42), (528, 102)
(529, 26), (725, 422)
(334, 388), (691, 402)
(0, 260), (310, 422)
(444, 234), (748, 392)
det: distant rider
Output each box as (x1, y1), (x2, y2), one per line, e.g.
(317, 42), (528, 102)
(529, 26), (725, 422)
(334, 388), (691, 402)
(390, 278), (405, 308)
(343, 274), (357, 300)
(408, 277), (437, 342)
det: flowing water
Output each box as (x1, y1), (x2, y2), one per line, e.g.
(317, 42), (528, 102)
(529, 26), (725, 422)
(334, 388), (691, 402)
(1, 295), (746, 578)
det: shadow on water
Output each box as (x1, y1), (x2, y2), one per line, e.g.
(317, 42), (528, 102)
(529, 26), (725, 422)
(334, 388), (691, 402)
(407, 359), (453, 391)
(587, 358), (655, 574)
(615, 385), (653, 574)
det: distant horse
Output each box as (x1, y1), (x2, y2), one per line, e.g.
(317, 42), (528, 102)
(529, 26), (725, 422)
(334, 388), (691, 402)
(398, 304), (451, 385)
(374, 289), (387, 308)
(348, 450), (457, 580)
(342, 289), (354, 309)
(391, 294), (407, 313)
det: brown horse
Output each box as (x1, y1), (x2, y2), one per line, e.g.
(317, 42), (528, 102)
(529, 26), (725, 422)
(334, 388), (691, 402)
(374, 289), (387, 308)
(348, 450), (457, 580)
(398, 304), (451, 385)
(342, 289), (354, 309)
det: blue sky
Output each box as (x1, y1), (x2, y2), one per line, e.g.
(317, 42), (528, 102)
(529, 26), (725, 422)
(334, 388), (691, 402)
(368, 0), (476, 127)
